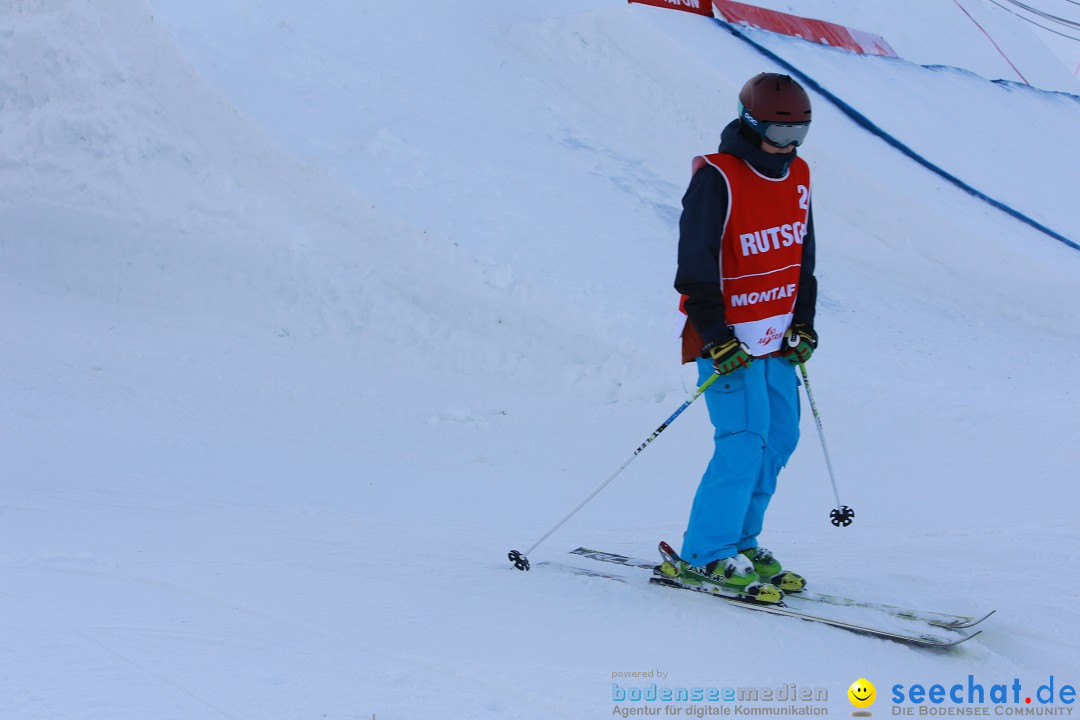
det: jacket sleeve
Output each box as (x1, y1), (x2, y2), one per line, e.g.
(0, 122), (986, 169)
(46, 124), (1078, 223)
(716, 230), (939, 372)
(674, 166), (733, 347)
(792, 205), (817, 330)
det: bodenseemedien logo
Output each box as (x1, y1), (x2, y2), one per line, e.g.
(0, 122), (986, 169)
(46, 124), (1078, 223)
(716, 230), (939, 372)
(610, 679), (829, 717)
(848, 678), (877, 717)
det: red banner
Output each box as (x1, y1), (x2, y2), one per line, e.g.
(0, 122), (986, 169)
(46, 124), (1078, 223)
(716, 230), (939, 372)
(713, 0), (898, 57)
(628, 0), (714, 18)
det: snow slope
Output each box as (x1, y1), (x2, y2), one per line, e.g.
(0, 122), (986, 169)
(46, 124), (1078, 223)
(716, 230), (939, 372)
(1, 1), (1078, 718)
(732, 0), (1079, 91)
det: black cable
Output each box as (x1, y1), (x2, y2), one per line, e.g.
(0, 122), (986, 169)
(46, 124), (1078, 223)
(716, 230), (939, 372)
(1000, 0), (1080, 29)
(985, 0), (1080, 41)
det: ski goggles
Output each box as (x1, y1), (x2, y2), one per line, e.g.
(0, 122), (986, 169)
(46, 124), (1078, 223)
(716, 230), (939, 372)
(738, 103), (811, 148)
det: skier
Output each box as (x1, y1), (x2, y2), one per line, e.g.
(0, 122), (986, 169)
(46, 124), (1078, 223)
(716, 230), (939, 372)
(660, 73), (818, 603)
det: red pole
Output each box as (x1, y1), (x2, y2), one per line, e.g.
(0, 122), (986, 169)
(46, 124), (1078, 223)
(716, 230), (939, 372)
(951, 0), (1030, 85)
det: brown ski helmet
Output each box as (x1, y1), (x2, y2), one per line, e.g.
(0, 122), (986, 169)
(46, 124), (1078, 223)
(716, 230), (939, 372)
(739, 72), (812, 122)
(737, 73), (812, 147)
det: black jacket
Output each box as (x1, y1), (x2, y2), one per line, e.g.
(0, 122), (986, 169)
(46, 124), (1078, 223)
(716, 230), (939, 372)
(675, 119), (818, 349)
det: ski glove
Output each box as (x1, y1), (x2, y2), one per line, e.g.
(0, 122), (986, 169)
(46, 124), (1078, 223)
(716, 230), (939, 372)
(780, 323), (817, 365)
(702, 336), (752, 375)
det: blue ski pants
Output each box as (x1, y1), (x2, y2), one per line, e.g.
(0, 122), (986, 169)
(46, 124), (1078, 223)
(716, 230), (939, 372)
(681, 356), (801, 566)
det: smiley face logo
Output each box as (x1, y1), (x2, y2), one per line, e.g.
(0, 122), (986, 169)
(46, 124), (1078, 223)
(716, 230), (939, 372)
(848, 678), (876, 709)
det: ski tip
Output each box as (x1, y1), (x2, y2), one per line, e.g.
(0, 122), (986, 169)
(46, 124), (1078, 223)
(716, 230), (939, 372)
(923, 629), (982, 648)
(943, 609), (996, 630)
(950, 629), (982, 646)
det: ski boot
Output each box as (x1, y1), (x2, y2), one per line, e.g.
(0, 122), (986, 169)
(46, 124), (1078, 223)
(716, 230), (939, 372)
(741, 547), (805, 593)
(655, 542), (783, 603)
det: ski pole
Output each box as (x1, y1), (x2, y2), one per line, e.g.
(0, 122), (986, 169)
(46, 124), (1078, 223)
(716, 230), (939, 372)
(796, 360), (855, 527)
(508, 371), (722, 571)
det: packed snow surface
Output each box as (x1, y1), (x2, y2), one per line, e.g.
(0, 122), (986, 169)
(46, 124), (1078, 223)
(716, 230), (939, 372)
(1, 1), (1078, 718)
